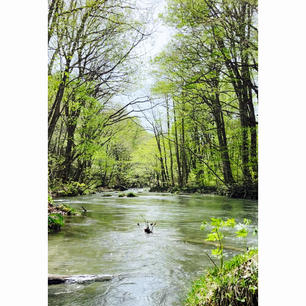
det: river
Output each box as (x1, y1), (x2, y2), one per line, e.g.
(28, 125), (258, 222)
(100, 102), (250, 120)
(48, 190), (257, 306)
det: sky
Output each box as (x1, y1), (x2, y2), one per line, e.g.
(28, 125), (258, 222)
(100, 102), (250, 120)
(112, 0), (174, 130)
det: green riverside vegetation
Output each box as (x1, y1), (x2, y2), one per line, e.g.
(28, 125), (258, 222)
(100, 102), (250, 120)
(186, 218), (257, 306)
(48, 194), (81, 232)
(185, 249), (258, 306)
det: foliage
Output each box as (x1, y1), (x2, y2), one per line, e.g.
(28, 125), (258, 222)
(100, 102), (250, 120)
(146, 0), (258, 198)
(185, 249), (258, 306)
(48, 194), (54, 205)
(126, 192), (137, 197)
(48, 213), (64, 232)
(56, 204), (78, 215)
(48, 0), (258, 199)
(48, 0), (151, 194)
(50, 181), (96, 197)
(200, 218), (251, 270)
(48, 198), (80, 233)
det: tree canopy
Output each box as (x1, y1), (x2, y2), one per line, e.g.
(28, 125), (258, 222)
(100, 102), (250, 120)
(48, 0), (258, 199)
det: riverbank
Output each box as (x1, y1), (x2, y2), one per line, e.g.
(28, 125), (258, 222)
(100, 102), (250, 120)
(49, 180), (131, 198)
(149, 182), (258, 200)
(49, 181), (98, 198)
(48, 195), (83, 232)
(49, 182), (257, 200)
(185, 249), (258, 306)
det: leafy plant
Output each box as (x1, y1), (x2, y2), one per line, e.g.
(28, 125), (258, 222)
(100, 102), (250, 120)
(48, 194), (54, 205)
(185, 249), (258, 306)
(48, 213), (64, 232)
(201, 217), (251, 270)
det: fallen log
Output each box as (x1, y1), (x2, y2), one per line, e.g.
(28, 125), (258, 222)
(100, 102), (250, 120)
(48, 274), (113, 285)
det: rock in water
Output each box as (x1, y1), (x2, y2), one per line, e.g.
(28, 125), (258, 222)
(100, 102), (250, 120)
(48, 274), (113, 285)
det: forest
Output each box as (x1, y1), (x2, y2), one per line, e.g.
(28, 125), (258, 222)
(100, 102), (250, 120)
(48, 1), (258, 305)
(48, 0), (258, 199)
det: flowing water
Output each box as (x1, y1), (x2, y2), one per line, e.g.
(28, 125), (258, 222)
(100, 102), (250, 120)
(48, 190), (257, 306)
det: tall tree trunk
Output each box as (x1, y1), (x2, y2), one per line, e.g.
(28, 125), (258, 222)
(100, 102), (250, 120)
(246, 72), (258, 180)
(212, 95), (235, 185)
(48, 70), (69, 146)
(180, 116), (188, 186)
(161, 132), (170, 184)
(166, 96), (175, 186)
(212, 22), (253, 184)
(154, 128), (167, 187)
(173, 100), (182, 187)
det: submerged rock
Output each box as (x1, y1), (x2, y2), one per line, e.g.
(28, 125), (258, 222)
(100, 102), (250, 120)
(48, 274), (113, 285)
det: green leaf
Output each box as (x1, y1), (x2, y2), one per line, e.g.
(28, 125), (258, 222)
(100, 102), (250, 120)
(243, 218), (251, 225)
(210, 217), (222, 227)
(200, 223), (206, 231)
(206, 232), (218, 241)
(211, 248), (222, 256)
(224, 218), (236, 227)
(236, 228), (248, 238)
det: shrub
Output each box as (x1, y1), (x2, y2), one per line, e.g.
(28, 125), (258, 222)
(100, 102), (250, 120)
(126, 192), (137, 197)
(48, 213), (64, 232)
(185, 249), (258, 306)
(50, 181), (96, 197)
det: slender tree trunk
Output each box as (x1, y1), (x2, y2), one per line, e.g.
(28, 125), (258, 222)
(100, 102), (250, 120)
(180, 116), (188, 186)
(212, 95), (235, 185)
(154, 128), (167, 187)
(166, 96), (175, 186)
(173, 100), (182, 187)
(161, 132), (170, 184)
(48, 71), (68, 146)
(246, 73), (258, 180)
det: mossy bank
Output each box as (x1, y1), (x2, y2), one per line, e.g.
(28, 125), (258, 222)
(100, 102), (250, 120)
(185, 249), (258, 306)
(48, 194), (83, 232)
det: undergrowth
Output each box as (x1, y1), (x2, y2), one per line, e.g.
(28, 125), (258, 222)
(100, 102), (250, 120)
(48, 194), (81, 232)
(185, 249), (258, 306)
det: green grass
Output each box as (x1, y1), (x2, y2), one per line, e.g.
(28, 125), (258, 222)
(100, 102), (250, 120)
(185, 249), (258, 306)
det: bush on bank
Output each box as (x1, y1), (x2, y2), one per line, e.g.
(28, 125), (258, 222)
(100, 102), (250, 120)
(185, 249), (258, 306)
(48, 194), (81, 232)
(49, 181), (96, 197)
(149, 183), (258, 200)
